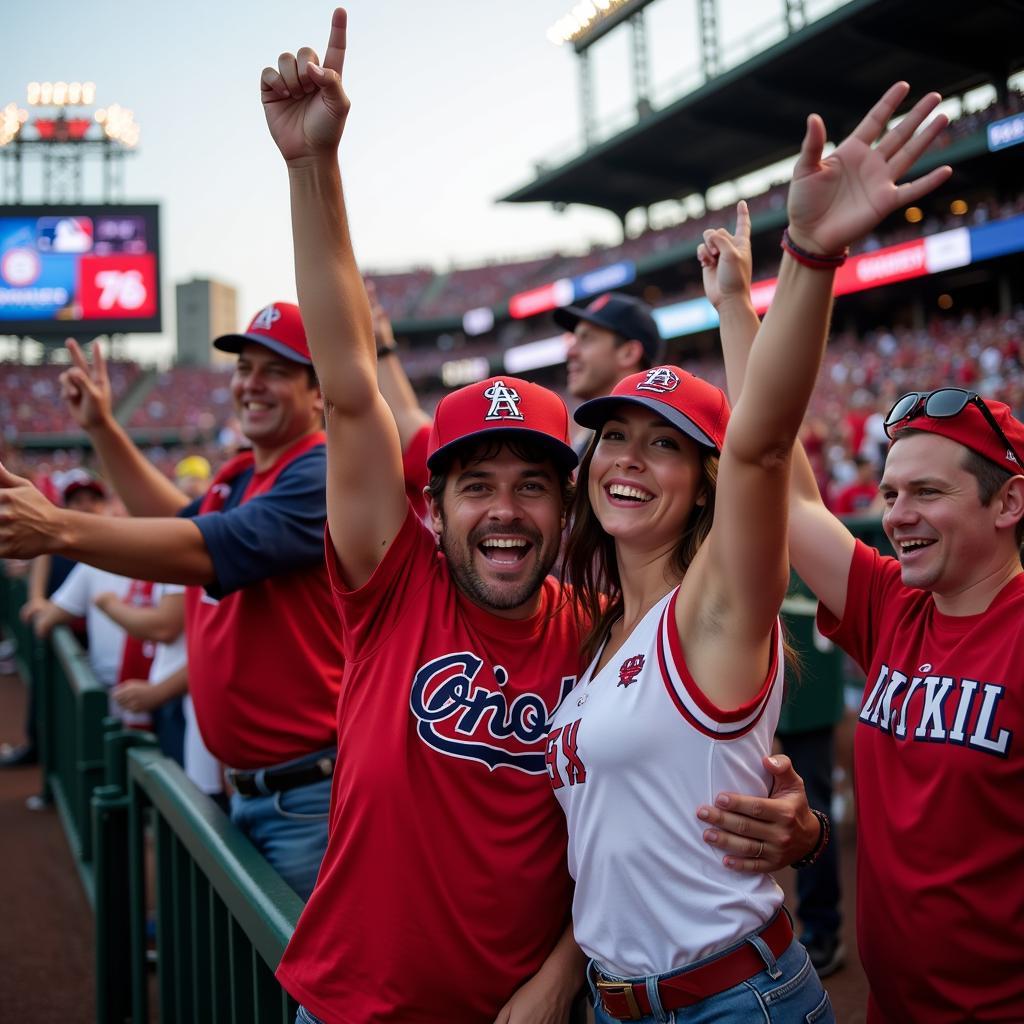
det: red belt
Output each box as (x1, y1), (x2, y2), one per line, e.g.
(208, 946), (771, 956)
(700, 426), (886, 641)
(593, 911), (793, 1021)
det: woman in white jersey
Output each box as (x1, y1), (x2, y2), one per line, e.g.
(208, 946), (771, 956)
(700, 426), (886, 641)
(549, 83), (950, 1023)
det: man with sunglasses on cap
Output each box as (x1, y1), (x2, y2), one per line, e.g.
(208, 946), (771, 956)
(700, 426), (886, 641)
(261, 11), (585, 1022)
(0, 304), (344, 900)
(696, 165), (1024, 1018)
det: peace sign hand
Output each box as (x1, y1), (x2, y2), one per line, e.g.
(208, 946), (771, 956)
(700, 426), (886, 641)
(787, 82), (952, 256)
(60, 338), (113, 430)
(261, 8), (351, 164)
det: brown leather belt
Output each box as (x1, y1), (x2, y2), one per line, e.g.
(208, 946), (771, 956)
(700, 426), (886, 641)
(593, 911), (793, 1020)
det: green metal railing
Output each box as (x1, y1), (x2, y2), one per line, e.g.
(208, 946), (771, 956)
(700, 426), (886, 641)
(0, 569), (303, 1023)
(92, 732), (303, 1023)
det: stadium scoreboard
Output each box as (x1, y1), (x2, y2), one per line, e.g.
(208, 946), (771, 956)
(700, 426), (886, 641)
(0, 204), (161, 336)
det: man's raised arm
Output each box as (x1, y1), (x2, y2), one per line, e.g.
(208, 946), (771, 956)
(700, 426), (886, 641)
(261, 8), (408, 590)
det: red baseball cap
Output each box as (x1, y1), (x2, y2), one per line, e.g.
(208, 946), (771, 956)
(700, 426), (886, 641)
(574, 366), (730, 452)
(426, 376), (578, 471)
(213, 302), (312, 365)
(891, 397), (1024, 474)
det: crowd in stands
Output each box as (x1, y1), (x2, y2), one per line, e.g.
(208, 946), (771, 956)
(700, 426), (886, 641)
(365, 90), (1021, 322)
(0, 360), (142, 439)
(125, 364), (234, 434)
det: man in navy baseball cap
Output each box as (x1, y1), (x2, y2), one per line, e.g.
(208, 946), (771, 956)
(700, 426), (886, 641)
(554, 292), (662, 405)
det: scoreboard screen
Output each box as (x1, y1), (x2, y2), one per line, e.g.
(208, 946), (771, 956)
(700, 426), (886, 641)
(0, 204), (161, 336)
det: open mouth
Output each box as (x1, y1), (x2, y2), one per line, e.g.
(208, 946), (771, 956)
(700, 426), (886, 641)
(606, 483), (653, 504)
(478, 537), (532, 565)
(897, 539), (936, 558)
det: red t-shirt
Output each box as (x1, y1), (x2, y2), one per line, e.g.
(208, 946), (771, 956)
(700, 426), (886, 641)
(277, 508), (580, 1024)
(185, 433), (342, 767)
(818, 541), (1024, 1022)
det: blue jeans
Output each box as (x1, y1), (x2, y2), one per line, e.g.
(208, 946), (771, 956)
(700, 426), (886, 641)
(295, 1007), (324, 1024)
(229, 768), (331, 902)
(589, 934), (833, 1023)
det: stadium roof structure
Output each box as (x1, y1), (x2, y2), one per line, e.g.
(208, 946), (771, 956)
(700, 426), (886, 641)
(501, 0), (1024, 218)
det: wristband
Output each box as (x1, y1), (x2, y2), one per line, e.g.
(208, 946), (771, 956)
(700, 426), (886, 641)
(376, 345), (397, 359)
(781, 227), (848, 269)
(790, 808), (831, 868)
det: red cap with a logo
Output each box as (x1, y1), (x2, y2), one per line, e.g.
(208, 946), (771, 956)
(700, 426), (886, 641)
(574, 366), (730, 452)
(891, 398), (1024, 474)
(426, 376), (578, 471)
(213, 302), (312, 365)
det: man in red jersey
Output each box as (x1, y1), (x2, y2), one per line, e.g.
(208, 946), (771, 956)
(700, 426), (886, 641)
(261, 11), (585, 1022)
(0, 304), (342, 900)
(696, 167), (1024, 1020)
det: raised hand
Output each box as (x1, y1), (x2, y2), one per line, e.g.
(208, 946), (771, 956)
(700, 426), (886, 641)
(260, 7), (351, 163)
(787, 82), (952, 255)
(698, 200), (753, 310)
(60, 339), (113, 430)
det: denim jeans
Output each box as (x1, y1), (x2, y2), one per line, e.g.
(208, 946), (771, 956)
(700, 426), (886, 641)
(229, 769), (331, 902)
(589, 934), (834, 1023)
(295, 1007), (324, 1024)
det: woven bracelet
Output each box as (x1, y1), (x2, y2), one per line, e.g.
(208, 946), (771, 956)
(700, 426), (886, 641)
(781, 227), (848, 269)
(791, 808), (831, 868)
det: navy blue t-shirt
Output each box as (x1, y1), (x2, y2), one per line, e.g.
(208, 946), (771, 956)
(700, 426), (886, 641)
(179, 446), (327, 600)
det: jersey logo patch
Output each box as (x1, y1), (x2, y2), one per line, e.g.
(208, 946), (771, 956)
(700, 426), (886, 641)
(636, 367), (680, 394)
(251, 304), (282, 331)
(483, 380), (524, 421)
(409, 651), (577, 773)
(617, 654), (645, 687)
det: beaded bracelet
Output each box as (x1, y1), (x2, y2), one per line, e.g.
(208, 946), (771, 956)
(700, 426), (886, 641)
(781, 227), (849, 270)
(791, 808), (831, 868)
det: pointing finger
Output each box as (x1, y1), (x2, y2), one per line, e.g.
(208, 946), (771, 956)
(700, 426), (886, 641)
(734, 199), (750, 242)
(323, 7), (348, 79)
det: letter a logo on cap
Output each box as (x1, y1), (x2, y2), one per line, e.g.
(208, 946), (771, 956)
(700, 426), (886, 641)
(252, 305), (282, 331)
(637, 367), (681, 394)
(483, 379), (524, 421)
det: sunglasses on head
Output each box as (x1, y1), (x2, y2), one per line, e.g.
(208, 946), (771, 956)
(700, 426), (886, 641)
(883, 388), (1024, 469)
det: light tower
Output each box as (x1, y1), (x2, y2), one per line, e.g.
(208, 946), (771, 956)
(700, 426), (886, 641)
(0, 81), (139, 204)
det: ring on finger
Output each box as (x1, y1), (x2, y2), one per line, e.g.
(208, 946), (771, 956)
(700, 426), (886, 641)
(755, 840), (764, 859)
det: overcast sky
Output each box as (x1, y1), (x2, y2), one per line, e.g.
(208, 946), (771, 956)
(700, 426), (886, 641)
(3, 0), (844, 360)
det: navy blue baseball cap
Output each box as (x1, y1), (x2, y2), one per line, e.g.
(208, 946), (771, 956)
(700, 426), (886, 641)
(554, 292), (661, 363)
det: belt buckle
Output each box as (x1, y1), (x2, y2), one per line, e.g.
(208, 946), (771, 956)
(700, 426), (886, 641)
(596, 978), (643, 1021)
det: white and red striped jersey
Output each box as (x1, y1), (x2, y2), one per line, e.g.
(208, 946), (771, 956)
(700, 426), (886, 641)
(548, 586), (785, 977)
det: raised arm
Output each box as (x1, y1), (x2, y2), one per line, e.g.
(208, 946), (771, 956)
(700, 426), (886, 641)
(59, 340), (190, 516)
(0, 463), (214, 584)
(702, 85), (948, 622)
(261, 9), (407, 589)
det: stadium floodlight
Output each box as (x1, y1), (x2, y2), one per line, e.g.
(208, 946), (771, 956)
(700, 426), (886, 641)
(547, 0), (631, 45)
(0, 102), (28, 146)
(27, 81), (97, 107)
(95, 104), (140, 148)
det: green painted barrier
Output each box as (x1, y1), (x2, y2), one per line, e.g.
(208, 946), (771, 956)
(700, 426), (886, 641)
(1, 569), (302, 1023)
